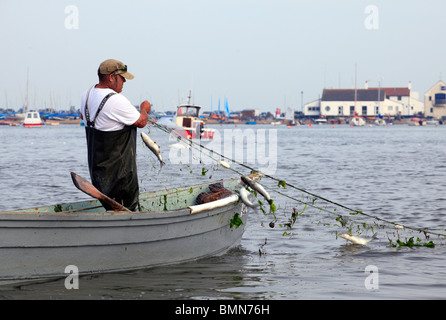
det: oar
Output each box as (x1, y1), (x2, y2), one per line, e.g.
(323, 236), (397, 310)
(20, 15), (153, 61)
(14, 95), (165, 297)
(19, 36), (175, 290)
(70, 172), (132, 212)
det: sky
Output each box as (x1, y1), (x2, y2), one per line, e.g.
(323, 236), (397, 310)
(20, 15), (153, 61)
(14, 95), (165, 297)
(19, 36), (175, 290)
(0, 0), (445, 113)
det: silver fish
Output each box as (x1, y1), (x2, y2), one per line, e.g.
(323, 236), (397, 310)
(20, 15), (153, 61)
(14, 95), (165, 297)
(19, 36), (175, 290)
(141, 132), (165, 168)
(238, 187), (258, 208)
(339, 233), (378, 245)
(241, 176), (271, 204)
(220, 160), (231, 169)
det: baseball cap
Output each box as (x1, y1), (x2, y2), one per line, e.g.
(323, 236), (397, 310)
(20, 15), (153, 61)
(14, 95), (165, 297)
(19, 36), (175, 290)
(98, 59), (134, 80)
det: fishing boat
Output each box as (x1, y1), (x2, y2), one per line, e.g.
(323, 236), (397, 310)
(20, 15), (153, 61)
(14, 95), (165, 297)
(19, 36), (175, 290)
(171, 104), (215, 139)
(350, 116), (366, 126)
(23, 111), (43, 128)
(0, 173), (256, 285)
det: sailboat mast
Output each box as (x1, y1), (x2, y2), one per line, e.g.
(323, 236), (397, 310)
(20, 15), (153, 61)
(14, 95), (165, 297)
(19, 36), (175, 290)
(354, 63), (357, 115)
(25, 67), (29, 113)
(378, 80), (381, 116)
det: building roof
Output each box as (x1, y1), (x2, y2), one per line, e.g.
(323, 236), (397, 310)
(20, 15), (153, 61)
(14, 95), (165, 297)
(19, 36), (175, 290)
(425, 80), (446, 93)
(369, 87), (410, 97)
(321, 89), (385, 102)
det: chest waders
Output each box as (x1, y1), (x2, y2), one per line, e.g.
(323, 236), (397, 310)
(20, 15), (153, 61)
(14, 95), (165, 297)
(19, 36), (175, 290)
(84, 89), (140, 211)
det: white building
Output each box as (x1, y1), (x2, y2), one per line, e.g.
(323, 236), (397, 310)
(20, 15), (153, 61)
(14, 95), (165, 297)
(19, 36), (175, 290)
(304, 99), (321, 117)
(304, 82), (424, 118)
(424, 80), (446, 119)
(369, 82), (424, 116)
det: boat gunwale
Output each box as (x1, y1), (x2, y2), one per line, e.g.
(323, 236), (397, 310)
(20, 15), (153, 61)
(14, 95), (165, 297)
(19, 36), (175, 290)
(0, 177), (244, 219)
(0, 200), (242, 225)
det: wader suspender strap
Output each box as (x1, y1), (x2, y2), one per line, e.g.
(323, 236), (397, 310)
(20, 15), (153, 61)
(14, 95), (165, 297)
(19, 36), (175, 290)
(84, 88), (116, 128)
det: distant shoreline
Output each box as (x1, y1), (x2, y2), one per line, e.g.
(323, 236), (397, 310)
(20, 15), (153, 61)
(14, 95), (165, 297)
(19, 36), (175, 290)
(0, 117), (442, 127)
(0, 118), (81, 126)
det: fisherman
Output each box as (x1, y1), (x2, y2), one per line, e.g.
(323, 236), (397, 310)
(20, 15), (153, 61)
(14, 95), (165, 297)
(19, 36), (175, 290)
(80, 59), (151, 211)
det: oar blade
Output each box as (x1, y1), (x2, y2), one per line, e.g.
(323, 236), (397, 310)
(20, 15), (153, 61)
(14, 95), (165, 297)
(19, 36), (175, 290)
(70, 172), (132, 212)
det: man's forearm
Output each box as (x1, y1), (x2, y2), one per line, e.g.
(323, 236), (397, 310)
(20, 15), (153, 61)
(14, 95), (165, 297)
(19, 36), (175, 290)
(133, 108), (148, 128)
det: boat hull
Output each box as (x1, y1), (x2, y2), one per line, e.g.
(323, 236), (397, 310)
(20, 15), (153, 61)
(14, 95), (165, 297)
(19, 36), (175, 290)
(0, 178), (248, 284)
(23, 122), (42, 128)
(350, 117), (366, 126)
(408, 118), (426, 126)
(173, 128), (215, 139)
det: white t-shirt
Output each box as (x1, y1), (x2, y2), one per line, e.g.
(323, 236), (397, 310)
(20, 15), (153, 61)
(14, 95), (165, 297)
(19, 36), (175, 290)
(80, 87), (140, 131)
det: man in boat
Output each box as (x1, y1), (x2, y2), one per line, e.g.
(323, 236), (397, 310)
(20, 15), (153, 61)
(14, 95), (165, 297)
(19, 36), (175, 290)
(80, 59), (151, 211)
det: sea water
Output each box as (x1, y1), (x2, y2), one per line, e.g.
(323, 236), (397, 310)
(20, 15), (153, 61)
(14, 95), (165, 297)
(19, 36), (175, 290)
(0, 123), (445, 300)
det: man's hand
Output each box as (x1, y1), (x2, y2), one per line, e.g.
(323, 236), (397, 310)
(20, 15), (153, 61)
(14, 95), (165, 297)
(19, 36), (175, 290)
(133, 100), (151, 128)
(140, 100), (151, 114)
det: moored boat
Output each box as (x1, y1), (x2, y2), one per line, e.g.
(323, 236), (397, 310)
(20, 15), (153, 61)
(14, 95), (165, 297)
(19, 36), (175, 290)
(314, 118), (327, 125)
(286, 119), (299, 126)
(0, 175), (256, 285)
(350, 116), (366, 126)
(23, 111), (43, 128)
(408, 117), (426, 126)
(426, 119), (439, 125)
(374, 118), (386, 126)
(172, 104), (215, 139)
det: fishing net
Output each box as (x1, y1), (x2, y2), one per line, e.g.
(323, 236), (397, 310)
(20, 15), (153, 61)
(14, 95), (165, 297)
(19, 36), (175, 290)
(146, 120), (446, 248)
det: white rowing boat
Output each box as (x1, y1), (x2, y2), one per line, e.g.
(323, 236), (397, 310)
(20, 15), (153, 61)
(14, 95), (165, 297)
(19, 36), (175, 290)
(0, 175), (255, 285)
